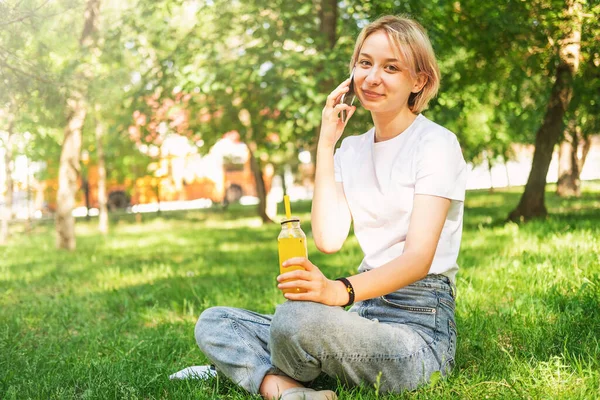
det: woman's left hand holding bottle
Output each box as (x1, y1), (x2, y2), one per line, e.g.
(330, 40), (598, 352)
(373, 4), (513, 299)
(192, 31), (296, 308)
(277, 257), (348, 306)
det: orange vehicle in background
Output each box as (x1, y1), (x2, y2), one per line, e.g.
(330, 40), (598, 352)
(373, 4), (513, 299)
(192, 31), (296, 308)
(40, 134), (273, 214)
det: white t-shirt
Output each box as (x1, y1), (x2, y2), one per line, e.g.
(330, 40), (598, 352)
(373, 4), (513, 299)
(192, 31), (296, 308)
(333, 114), (467, 282)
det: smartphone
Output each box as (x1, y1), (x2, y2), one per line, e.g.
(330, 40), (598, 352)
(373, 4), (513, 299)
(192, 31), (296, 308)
(340, 67), (356, 123)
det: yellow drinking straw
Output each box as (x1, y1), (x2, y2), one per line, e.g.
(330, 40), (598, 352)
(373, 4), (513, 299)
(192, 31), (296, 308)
(284, 195), (292, 219)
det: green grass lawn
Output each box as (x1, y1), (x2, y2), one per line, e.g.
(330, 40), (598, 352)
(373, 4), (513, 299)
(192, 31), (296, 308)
(1, 183), (599, 399)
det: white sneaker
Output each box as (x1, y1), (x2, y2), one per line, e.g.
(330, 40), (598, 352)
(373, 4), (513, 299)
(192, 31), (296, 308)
(169, 365), (217, 380)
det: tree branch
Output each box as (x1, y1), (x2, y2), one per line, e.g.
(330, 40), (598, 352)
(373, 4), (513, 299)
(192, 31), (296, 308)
(0, 56), (55, 85)
(0, 0), (52, 27)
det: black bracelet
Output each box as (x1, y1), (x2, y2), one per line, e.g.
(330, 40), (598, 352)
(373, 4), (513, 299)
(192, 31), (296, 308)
(336, 277), (355, 307)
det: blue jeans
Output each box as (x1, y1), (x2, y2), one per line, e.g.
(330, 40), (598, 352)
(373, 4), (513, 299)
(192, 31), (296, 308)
(195, 275), (457, 394)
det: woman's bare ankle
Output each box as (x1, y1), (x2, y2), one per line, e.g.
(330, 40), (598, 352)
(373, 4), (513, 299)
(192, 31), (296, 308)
(260, 374), (304, 399)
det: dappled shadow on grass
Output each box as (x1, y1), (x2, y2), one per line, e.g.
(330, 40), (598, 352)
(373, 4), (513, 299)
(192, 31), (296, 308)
(458, 211), (600, 274)
(463, 185), (600, 230)
(458, 229), (515, 271)
(3, 221), (280, 287)
(455, 275), (600, 394)
(533, 278), (600, 360)
(463, 189), (522, 229)
(459, 187), (600, 273)
(2, 213), (289, 309)
(450, 187), (600, 397)
(1, 315), (232, 398)
(534, 209), (600, 233)
(0, 268), (284, 397)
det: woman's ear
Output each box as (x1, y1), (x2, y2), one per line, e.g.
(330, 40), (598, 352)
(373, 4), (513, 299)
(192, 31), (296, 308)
(412, 73), (428, 93)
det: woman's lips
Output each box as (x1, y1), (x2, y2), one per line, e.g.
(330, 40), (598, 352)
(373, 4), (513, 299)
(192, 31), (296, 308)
(362, 89), (384, 99)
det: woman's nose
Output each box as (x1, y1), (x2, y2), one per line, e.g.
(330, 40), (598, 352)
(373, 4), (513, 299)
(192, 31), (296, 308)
(365, 68), (382, 85)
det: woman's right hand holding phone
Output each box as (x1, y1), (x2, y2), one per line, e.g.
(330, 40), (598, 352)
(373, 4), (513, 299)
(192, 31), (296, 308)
(319, 78), (356, 148)
(313, 78), (354, 254)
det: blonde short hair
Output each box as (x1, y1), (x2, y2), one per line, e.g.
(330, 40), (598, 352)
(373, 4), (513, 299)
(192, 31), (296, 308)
(349, 15), (440, 113)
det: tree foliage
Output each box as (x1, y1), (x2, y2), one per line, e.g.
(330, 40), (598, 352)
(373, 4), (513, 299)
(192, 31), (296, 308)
(1, 0), (599, 233)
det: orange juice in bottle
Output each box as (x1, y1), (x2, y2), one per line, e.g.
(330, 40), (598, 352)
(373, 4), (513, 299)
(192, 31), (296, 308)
(278, 217), (308, 294)
(278, 195), (308, 294)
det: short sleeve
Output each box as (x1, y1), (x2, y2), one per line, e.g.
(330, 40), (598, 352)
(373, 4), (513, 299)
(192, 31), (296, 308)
(414, 131), (467, 201)
(334, 146), (343, 183)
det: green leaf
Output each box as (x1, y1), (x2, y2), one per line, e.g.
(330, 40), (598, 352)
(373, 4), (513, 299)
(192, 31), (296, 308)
(429, 370), (442, 387)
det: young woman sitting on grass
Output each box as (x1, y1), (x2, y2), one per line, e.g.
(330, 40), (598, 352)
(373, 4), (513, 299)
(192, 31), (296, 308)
(195, 14), (467, 400)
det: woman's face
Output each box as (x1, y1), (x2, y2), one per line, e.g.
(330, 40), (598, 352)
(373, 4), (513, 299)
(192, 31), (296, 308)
(353, 30), (424, 115)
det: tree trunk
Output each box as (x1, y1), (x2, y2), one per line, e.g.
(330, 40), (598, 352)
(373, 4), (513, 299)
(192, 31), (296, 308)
(487, 154), (494, 193)
(83, 177), (91, 220)
(26, 155), (32, 230)
(503, 155), (511, 187)
(56, 97), (85, 250)
(247, 142), (272, 224)
(318, 0), (337, 50)
(508, 0), (581, 222)
(0, 120), (15, 245)
(95, 113), (108, 234)
(556, 117), (581, 197)
(55, 0), (100, 249)
(557, 124), (592, 197)
(310, 0), (338, 180)
(155, 179), (161, 214)
(577, 134), (591, 177)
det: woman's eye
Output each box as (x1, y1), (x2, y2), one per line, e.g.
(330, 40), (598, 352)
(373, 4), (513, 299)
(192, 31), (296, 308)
(359, 60), (371, 66)
(386, 65), (400, 72)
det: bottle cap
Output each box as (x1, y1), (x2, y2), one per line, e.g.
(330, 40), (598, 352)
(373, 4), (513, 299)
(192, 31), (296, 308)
(280, 216), (300, 224)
